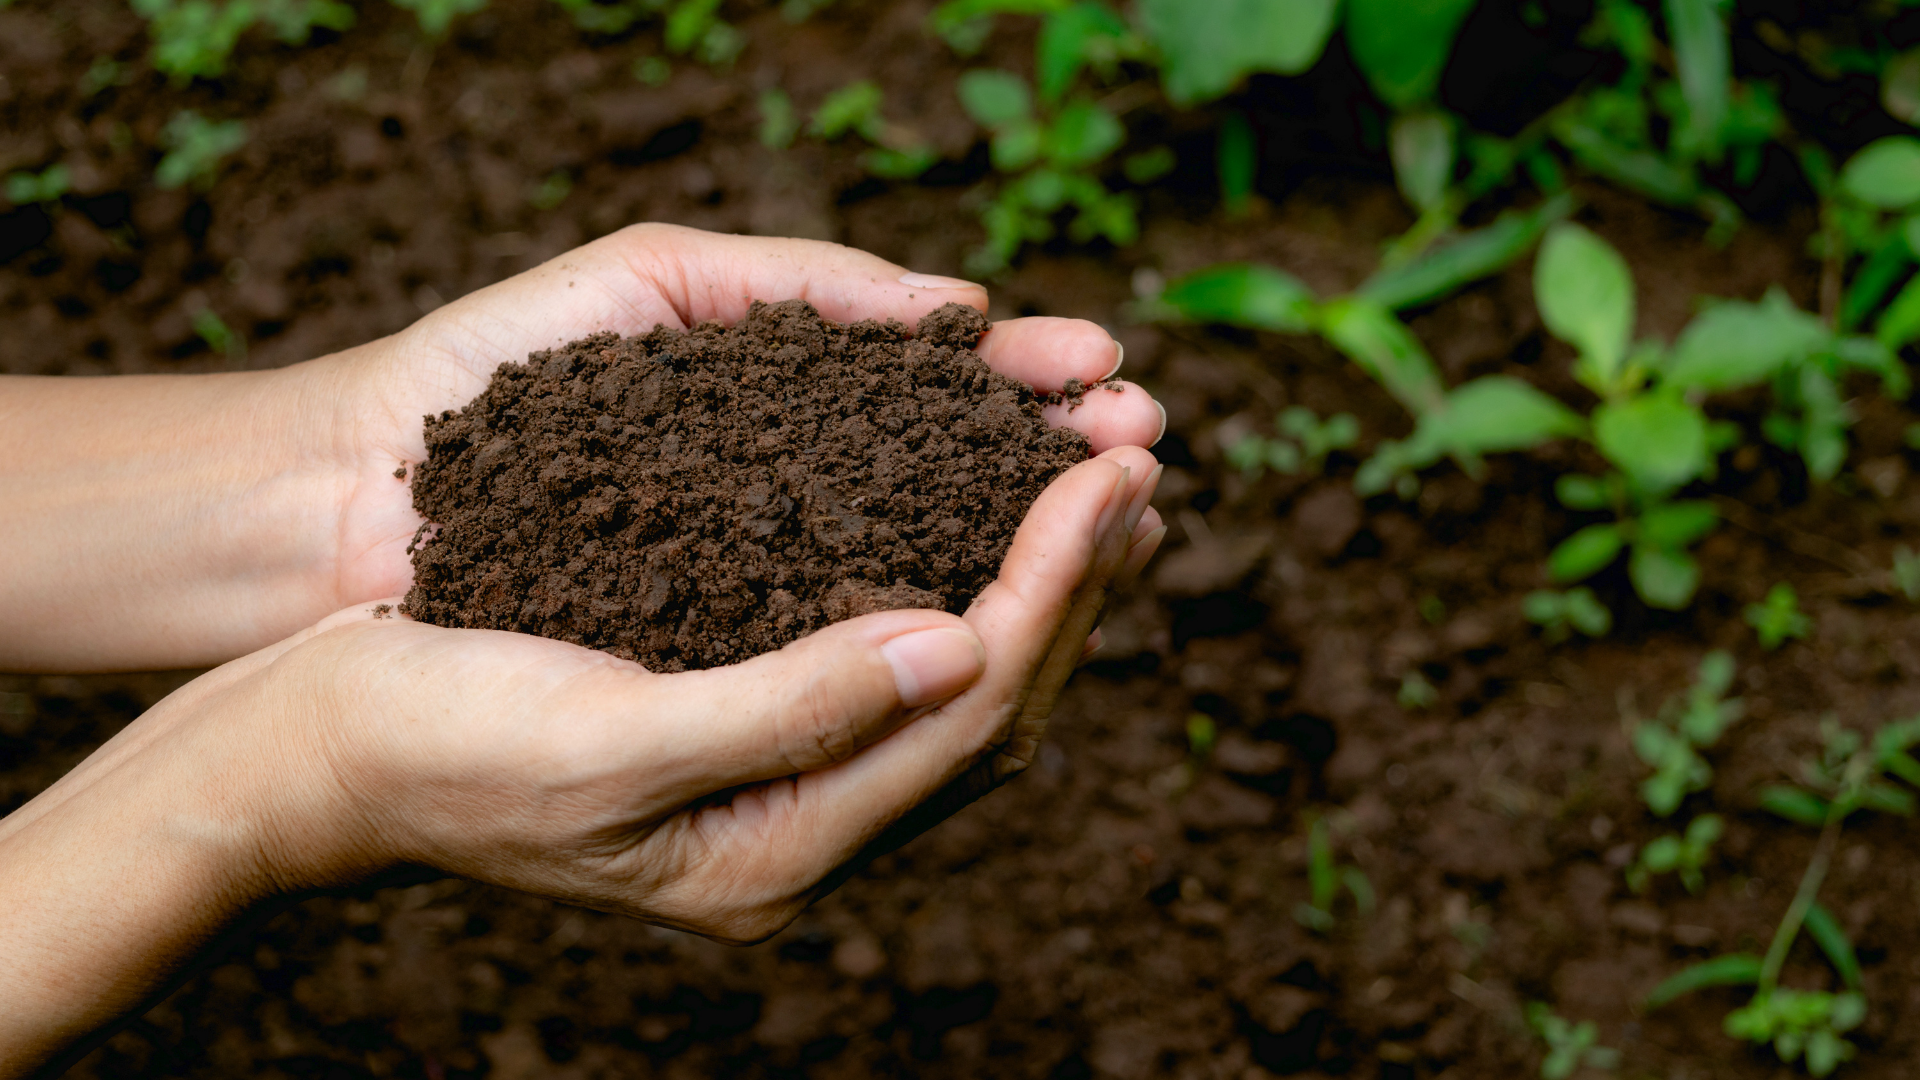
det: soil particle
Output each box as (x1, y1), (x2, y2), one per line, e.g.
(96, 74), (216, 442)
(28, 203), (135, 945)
(401, 301), (1088, 671)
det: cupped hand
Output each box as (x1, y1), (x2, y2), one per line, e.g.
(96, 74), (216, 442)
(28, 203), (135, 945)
(310, 224), (1166, 612)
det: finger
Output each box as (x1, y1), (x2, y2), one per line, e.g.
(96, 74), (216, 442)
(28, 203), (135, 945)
(973, 317), (1123, 391)
(640, 609), (985, 794)
(1041, 382), (1166, 452)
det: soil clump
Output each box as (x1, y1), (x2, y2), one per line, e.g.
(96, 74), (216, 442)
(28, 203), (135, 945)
(401, 300), (1087, 671)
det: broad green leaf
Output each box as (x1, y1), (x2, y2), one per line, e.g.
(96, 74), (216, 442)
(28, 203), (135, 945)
(1140, 0), (1339, 106)
(1035, 2), (1128, 102)
(1804, 903), (1863, 990)
(1840, 137), (1920, 209)
(1644, 954), (1763, 1010)
(1344, 0), (1476, 110)
(1154, 263), (1317, 333)
(1390, 110), (1454, 215)
(1758, 785), (1831, 826)
(1419, 376), (1584, 457)
(1357, 192), (1575, 312)
(1550, 524), (1625, 583)
(957, 69), (1033, 128)
(1537, 223), (1635, 394)
(1594, 392), (1708, 495)
(1317, 298), (1449, 415)
(1663, 0), (1730, 160)
(1877, 272), (1920, 352)
(1046, 101), (1124, 167)
(1662, 291), (1830, 392)
(1631, 544), (1699, 609)
(1639, 500), (1717, 548)
(1218, 111), (1257, 216)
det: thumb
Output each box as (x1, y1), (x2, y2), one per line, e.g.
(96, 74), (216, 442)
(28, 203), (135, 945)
(660, 609), (986, 788)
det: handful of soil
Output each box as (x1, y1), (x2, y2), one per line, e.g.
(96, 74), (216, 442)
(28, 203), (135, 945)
(401, 300), (1090, 671)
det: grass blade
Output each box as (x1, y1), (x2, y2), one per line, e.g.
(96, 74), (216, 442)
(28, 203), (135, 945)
(1803, 902), (1862, 990)
(1644, 953), (1762, 1010)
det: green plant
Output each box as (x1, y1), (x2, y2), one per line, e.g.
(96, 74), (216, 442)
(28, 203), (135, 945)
(1522, 587), (1612, 643)
(1627, 812), (1721, 894)
(1630, 650), (1741, 817)
(132, 0), (355, 82)
(1224, 407), (1357, 478)
(1525, 1002), (1620, 1080)
(1894, 545), (1920, 600)
(389, 0), (488, 36)
(192, 308), (245, 361)
(529, 170), (572, 211)
(758, 88), (799, 150)
(809, 81), (938, 181)
(1747, 582), (1812, 650)
(1293, 813), (1373, 933)
(1397, 670), (1438, 710)
(4, 164), (70, 207)
(155, 110), (249, 190)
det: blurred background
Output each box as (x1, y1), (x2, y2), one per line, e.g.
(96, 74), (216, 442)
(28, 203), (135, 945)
(11, 1), (1920, 1077)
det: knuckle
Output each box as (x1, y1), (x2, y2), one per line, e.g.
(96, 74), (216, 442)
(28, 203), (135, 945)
(773, 669), (860, 772)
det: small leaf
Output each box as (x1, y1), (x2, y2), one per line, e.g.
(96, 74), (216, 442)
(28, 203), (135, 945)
(1389, 109), (1454, 215)
(1758, 785), (1831, 826)
(1662, 291), (1831, 392)
(957, 69), (1033, 129)
(1631, 544), (1700, 609)
(1415, 376), (1585, 464)
(810, 81), (883, 139)
(1593, 392), (1709, 496)
(1317, 298), (1449, 415)
(1537, 223), (1635, 393)
(1840, 137), (1920, 209)
(1663, 0), (1731, 160)
(1644, 953), (1763, 1010)
(1565, 588), (1613, 636)
(1035, 2), (1128, 103)
(1638, 500), (1717, 548)
(1344, 0), (1477, 110)
(1803, 902), (1863, 990)
(1523, 590), (1566, 623)
(1218, 111), (1257, 216)
(1555, 474), (1612, 510)
(1140, 0), (1339, 106)
(1884, 48), (1920, 127)
(1046, 101), (1124, 167)
(1357, 192), (1575, 312)
(1550, 524), (1625, 583)
(1154, 263), (1317, 333)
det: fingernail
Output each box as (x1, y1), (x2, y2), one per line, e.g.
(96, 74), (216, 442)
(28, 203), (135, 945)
(1151, 399), (1167, 448)
(1125, 464), (1164, 533)
(1080, 628), (1105, 663)
(1095, 466), (1132, 538)
(881, 627), (986, 708)
(1102, 340), (1125, 381)
(899, 272), (983, 291)
(1118, 525), (1168, 590)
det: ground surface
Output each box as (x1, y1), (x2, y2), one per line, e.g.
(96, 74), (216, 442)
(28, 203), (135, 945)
(7, 1), (1920, 1078)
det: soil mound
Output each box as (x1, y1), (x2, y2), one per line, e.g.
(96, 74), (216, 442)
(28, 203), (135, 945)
(401, 300), (1089, 671)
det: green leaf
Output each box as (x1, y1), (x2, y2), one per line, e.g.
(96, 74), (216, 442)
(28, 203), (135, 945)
(1045, 101), (1124, 168)
(1154, 263), (1317, 333)
(1218, 111), (1257, 216)
(1418, 375), (1585, 458)
(1566, 587), (1613, 635)
(810, 80), (883, 139)
(1877, 272), (1920, 353)
(990, 121), (1045, 171)
(1551, 115), (1703, 207)
(1316, 298), (1449, 415)
(1840, 137), (1920, 209)
(1555, 474), (1612, 510)
(1140, 0), (1339, 106)
(1644, 953), (1763, 1010)
(957, 69), (1032, 129)
(1523, 590), (1566, 623)
(1631, 544), (1699, 609)
(1123, 146), (1176, 183)
(1357, 192), (1575, 312)
(1550, 524), (1625, 583)
(1593, 391), (1709, 496)
(1389, 110), (1454, 215)
(1639, 500), (1717, 548)
(1663, 0), (1730, 161)
(1759, 785), (1831, 826)
(1344, 0), (1476, 110)
(1537, 223), (1635, 394)
(1803, 902), (1863, 990)
(1035, 2), (1128, 102)
(1662, 291), (1832, 392)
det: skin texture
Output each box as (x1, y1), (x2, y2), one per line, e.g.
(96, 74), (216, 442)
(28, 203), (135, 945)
(0, 225), (1164, 1076)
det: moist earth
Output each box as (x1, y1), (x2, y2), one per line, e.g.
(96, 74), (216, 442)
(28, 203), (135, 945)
(400, 300), (1087, 671)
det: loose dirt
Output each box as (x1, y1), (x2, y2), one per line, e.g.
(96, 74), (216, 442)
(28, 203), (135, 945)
(400, 300), (1086, 671)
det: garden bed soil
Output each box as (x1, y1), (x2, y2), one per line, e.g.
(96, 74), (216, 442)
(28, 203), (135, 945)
(401, 300), (1086, 672)
(8, 2), (1920, 1078)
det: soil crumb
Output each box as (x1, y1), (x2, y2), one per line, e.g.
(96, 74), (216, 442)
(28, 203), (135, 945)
(401, 300), (1089, 671)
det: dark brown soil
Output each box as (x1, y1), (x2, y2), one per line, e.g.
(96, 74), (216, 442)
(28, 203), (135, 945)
(401, 300), (1085, 671)
(9, 2), (1920, 1079)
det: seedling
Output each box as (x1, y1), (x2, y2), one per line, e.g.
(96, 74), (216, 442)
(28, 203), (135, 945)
(1184, 712), (1215, 759)
(1746, 583), (1811, 650)
(1626, 813), (1721, 894)
(529, 170), (572, 211)
(1525, 1003), (1620, 1080)
(4, 165), (69, 207)
(1522, 587), (1612, 643)
(1293, 814), (1373, 933)
(758, 88), (799, 150)
(155, 111), (249, 191)
(1397, 671), (1438, 710)
(663, 0), (743, 66)
(1630, 651), (1741, 816)
(389, 0), (488, 37)
(809, 81), (937, 181)
(1224, 407), (1357, 479)
(192, 308), (245, 362)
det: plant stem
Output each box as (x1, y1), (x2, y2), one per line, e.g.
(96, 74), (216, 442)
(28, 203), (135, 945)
(1757, 800), (1845, 992)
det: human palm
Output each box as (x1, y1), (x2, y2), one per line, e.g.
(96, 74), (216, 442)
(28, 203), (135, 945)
(316, 224), (1164, 611)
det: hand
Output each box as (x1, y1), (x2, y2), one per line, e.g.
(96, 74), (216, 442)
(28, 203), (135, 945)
(0, 438), (1165, 1075)
(314, 224), (1167, 612)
